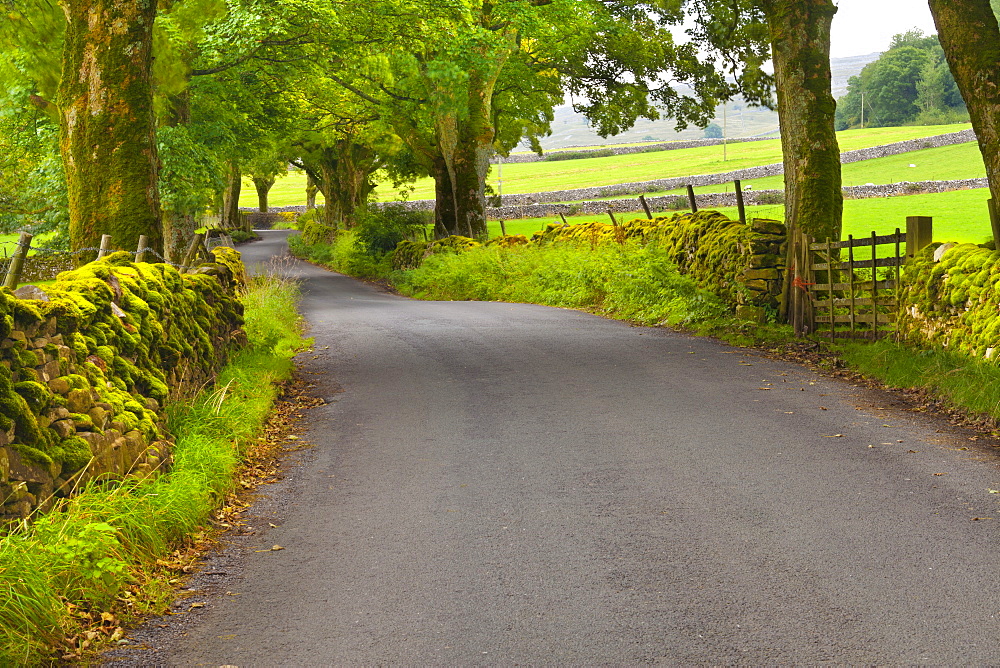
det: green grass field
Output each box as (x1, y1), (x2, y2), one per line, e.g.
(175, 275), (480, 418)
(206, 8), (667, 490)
(490, 187), (995, 245)
(647, 141), (984, 197)
(241, 123), (973, 208)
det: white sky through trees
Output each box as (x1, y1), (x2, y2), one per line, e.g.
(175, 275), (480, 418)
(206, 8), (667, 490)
(831, 0), (938, 57)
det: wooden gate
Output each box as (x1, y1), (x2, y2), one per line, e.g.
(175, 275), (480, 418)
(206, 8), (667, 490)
(786, 217), (932, 339)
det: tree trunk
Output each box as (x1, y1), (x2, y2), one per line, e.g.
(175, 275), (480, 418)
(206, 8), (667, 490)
(252, 175), (275, 213)
(318, 160), (339, 228)
(929, 0), (1000, 213)
(161, 211), (196, 264)
(58, 0), (163, 258)
(432, 156), (457, 238)
(450, 130), (491, 238)
(306, 174), (318, 211)
(220, 161), (242, 230)
(762, 0), (842, 243)
(427, 66), (503, 239)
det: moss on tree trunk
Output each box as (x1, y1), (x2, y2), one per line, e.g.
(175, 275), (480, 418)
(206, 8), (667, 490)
(58, 0), (163, 259)
(929, 0), (1000, 216)
(762, 0), (843, 242)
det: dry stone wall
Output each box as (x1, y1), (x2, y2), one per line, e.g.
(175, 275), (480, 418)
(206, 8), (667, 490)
(0, 247), (246, 520)
(898, 242), (1000, 359)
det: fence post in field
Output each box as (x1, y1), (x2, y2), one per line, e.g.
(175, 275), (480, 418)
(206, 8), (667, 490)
(686, 185), (698, 213)
(97, 234), (113, 259)
(639, 195), (653, 220)
(607, 209), (619, 226)
(559, 213), (569, 226)
(989, 200), (1000, 249)
(135, 235), (148, 263)
(499, 220), (507, 236)
(905, 216), (933, 258)
(3, 232), (32, 290)
(734, 179), (747, 224)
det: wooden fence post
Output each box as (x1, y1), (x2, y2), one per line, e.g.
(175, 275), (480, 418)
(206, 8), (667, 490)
(639, 194), (653, 220)
(135, 235), (148, 263)
(607, 209), (619, 226)
(734, 179), (747, 224)
(499, 220), (507, 236)
(3, 232), (32, 290)
(905, 216), (933, 257)
(97, 234), (112, 259)
(686, 185), (698, 213)
(181, 232), (206, 272)
(559, 213), (569, 226)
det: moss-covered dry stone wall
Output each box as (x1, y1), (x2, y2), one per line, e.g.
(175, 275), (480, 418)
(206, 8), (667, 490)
(899, 242), (1000, 358)
(0, 247), (246, 520)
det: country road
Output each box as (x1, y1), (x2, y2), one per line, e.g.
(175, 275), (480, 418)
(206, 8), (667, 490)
(108, 230), (1000, 664)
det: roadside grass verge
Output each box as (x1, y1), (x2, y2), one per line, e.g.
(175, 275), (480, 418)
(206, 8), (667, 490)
(287, 232), (391, 279)
(396, 241), (737, 329)
(835, 339), (1000, 426)
(0, 269), (307, 665)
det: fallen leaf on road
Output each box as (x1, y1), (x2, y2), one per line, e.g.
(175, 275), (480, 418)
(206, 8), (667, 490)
(989, 489), (1000, 494)
(189, 602), (204, 609)
(908, 449), (918, 453)
(757, 387), (771, 390)
(254, 545), (285, 552)
(972, 517), (993, 521)
(933, 473), (948, 476)
(820, 406), (827, 410)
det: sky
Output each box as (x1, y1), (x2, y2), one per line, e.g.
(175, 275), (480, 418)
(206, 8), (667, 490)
(830, 0), (939, 58)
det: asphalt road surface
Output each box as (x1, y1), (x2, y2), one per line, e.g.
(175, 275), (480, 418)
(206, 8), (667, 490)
(109, 230), (1000, 664)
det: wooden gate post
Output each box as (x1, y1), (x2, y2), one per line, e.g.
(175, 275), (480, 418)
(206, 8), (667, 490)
(784, 231), (814, 336)
(686, 185), (698, 213)
(906, 216), (933, 257)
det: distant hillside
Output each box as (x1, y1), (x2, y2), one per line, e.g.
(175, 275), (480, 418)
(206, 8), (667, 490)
(526, 52), (880, 151)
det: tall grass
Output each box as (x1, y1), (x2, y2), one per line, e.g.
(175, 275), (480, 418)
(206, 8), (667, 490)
(837, 339), (1000, 422)
(288, 231), (391, 279)
(0, 271), (306, 664)
(394, 241), (728, 327)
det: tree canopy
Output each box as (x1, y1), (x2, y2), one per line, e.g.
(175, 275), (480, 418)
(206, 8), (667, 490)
(835, 29), (966, 130)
